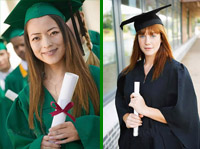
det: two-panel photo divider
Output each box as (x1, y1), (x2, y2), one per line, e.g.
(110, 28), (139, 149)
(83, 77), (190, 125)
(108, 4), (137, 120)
(0, 0), (200, 149)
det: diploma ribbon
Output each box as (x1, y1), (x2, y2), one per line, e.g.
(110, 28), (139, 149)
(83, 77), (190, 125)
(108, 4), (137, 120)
(50, 101), (76, 122)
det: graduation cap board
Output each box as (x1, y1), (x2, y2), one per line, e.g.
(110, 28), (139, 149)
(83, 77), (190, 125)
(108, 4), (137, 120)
(2, 26), (24, 43)
(4, 0), (83, 28)
(120, 4), (171, 32)
(4, 0), (85, 55)
(0, 38), (7, 51)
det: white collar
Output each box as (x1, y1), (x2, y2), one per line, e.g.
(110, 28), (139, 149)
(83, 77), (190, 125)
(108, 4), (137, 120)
(21, 60), (28, 71)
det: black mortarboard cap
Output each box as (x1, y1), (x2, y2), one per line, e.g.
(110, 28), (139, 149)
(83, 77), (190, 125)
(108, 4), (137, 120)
(120, 4), (171, 32)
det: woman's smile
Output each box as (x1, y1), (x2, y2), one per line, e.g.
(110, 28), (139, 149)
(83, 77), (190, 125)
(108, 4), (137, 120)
(42, 48), (58, 56)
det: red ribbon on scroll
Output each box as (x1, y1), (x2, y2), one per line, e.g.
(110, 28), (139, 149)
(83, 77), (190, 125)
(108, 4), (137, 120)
(50, 101), (76, 122)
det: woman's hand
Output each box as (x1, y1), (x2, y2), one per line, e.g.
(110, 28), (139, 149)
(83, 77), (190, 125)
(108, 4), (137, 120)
(123, 113), (143, 128)
(129, 93), (148, 115)
(48, 121), (80, 145)
(41, 135), (61, 149)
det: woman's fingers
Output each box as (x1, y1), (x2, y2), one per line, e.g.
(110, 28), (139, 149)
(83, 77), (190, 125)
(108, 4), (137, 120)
(139, 114), (144, 118)
(48, 121), (80, 144)
(125, 113), (143, 128)
(49, 129), (68, 140)
(54, 137), (74, 144)
(130, 92), (141, 98)
(41, 136), (61, 148)
(49, 122), (70, 132)
(127, 117), (142, 125)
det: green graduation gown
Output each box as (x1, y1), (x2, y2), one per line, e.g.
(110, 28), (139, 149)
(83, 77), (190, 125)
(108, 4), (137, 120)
(0, 96), (13, 149)
(5, 64), (28, 94)
(0, 87), (4, 98)
(6, 65), (99, 149)
(89, 30), (100, 60)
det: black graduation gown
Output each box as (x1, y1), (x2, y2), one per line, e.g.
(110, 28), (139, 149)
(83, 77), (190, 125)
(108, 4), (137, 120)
(115, 59), (200, 149)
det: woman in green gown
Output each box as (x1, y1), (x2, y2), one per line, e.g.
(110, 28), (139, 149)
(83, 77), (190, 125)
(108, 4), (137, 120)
(5, 0), (100, 148)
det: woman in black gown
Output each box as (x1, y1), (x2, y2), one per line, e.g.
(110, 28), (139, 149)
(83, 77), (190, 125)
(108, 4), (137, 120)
(116, 4), (200, 149)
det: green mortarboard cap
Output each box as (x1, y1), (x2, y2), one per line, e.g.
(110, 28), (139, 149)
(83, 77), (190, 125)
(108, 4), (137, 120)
(120, 4), (171, 32)
(4, 0), (83, 28)
(2, 26), (24, 43)
(0, 38), (7, 51)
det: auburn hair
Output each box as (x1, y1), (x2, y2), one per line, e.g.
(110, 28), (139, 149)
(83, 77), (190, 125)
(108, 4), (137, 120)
(123, 24), (173, 80)
(24, 15), (99, 129)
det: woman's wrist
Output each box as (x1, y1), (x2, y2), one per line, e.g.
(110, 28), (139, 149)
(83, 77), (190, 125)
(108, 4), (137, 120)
(123, 113), (129, 123)
(142, 106), (150, 117)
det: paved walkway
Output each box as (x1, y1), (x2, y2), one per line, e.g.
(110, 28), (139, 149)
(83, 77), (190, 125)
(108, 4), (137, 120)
(181, 35), (200, 115)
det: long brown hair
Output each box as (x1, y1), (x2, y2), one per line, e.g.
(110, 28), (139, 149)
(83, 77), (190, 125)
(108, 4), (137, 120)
(24, 15), (99, 129)
(77, 11), (100, 67)
(123, 24), (173, 80)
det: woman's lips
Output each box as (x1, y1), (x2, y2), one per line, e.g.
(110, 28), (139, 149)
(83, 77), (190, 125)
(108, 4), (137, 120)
(42, 48), (58, 56)
(144, 47), (152, 50)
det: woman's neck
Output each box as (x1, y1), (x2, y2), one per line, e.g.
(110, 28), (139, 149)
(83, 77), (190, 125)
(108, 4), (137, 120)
(44, 61), (66, 81)
(144, 55), (155, 66)
(43, 61), (66, 101)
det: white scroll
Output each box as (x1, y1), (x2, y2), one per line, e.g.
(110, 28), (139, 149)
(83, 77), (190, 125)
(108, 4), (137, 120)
(133, 82), (140, 137)
(5, 90), (18, 101)
(51, 72), (79, 127)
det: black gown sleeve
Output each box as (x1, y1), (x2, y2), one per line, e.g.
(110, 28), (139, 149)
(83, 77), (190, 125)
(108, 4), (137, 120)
(115, 73), (132, 148)
(160, 63), (200, 149)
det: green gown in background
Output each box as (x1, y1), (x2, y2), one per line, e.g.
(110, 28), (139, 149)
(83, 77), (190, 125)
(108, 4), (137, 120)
(0, 64), (27, 149)
(6, 65), (100, 149)
(0, 87), (4, 98)
(89, 30), (100, 60)
(0, 96), (13, 149)
(5, 64), (28, 94)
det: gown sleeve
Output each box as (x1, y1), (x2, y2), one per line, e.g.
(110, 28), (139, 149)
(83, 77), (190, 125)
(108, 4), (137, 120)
(6, 94), (44, 149)
(115, 73), (128, 125)
(159, 63), (200, 149)
(73, 65), (100, 149)
(5, 67), (27, 94)
(0, 97), (13, 149)
(74, 100), (99, 149)
(115, 72), (132, 147)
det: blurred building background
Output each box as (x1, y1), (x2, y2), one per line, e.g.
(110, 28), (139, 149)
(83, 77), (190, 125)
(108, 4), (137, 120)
(103, 0), (200, 148)
(0, 0), (100, 69)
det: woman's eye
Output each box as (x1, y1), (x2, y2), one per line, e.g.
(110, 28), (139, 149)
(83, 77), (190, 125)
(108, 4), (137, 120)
(32, 37), (39, 41)
(51, 31), (59, 36)
(139, 35), (145, 38)
(151, 34), (156, 37)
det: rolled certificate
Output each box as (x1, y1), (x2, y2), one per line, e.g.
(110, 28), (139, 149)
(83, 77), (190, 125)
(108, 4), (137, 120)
(51, 72), (79, 127)
(5, 89), (18, 101)
(133, 82), (140, 137)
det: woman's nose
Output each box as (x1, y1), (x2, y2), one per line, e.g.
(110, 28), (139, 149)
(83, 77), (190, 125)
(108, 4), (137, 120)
(42, 36), (52, 48)
(145, 36), (150, 44)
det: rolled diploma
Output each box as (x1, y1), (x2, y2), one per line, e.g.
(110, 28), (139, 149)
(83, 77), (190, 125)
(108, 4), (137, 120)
(133, 82), (140, 136)
(51, 72), (79, 127)
(5, 90), (18, 101)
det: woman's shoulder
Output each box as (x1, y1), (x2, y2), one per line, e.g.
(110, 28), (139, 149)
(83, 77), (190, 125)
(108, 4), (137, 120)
(118, 60), (143, 79)
(166, 59), (188, 72)
(164, 59), (190, 79)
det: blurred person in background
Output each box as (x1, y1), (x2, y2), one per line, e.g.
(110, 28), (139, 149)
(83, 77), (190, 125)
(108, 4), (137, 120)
(66, 7), (100, 67)
(2, 26), (28, 94)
